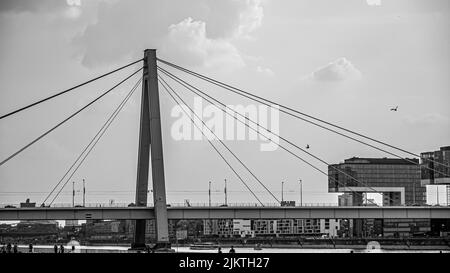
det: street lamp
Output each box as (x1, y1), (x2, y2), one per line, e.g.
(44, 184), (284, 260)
(299, 179), (302, 207)
(208, 181), (211, 207)
(281, 181), (284, 203)
(83, 179), (86, 207)
(72, 181), (75, 207)
(224, 179), (227, 206)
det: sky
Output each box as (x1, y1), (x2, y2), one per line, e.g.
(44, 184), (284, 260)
(0, 0), (449, 207)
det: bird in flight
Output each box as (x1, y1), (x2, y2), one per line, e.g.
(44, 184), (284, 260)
(306, 144), (310, 149)
(390, 106), (398, 111)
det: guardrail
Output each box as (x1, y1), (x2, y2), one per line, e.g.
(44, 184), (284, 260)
(2, 202), (448, 209)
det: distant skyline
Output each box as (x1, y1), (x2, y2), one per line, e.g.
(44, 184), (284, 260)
(0, 0), (449, 206)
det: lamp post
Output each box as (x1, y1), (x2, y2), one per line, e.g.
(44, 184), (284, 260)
(281, 181), (284, 203)
(72, 181), (75, 207)
(299, 179), (302, 207)
(83, 179), (86, 207)
(224, 179), (227, 206)
(208, 181), (211, 207)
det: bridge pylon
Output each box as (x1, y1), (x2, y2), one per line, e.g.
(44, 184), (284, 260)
(132, 49), (170, 250)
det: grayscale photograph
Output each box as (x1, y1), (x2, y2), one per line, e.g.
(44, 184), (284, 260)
(0, 0), (449, 269)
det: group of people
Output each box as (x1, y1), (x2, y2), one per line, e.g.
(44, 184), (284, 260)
(1, 243), (76, 253)
(217, 246), (236, 253)
(1, 243), (34, 253)
(53, 244), (76, 253)
(1, 243), (18, 253)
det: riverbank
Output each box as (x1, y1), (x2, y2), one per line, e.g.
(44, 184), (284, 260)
(173, 243), (450, 251)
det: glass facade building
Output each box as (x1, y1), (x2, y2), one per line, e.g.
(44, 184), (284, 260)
(328, 157), (425, 205)
(420, 146), (450, 185)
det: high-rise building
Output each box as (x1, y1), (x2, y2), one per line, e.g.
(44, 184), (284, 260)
(420, 146), (450, 185)
(203, 218), (336, 237)
(329, 157), (425, 206)
(338, 193), (353, 206)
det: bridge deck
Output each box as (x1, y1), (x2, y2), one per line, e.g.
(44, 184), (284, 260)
(1, 206), (449, 221)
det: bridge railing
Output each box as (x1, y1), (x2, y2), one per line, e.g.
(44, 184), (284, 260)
(1, 202), (447, 209)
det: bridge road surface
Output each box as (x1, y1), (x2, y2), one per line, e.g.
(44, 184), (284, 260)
(1, 206), (449, 221)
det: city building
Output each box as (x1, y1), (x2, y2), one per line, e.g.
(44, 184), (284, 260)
(421, 146), (450, 185)
(382, 219), (431, 237)
(421, 146), (450, 205)
(232, 219), (254, 237)
(16, 220), (59, 235)
(85, 220), (126, 241)
(12, 199), (60, 236)
(329, 157), (425, 206)
(203, 219), (234, 237)
(320, 219), (340, 238)
(338, 193), (353, 206)
(203, 218), (336, 237)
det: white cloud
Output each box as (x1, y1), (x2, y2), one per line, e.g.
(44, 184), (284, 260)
(256, 65), (274, 77)
(161, 17), (245, 69)
(66, 0), (81, 7)
(306, 57), (362, 82)
(237, 0), (264, 38)
(73, 0), (264, 69)
(366, 0), (381, 6)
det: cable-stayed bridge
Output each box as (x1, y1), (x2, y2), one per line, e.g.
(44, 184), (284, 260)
(1, 49), (449, 249)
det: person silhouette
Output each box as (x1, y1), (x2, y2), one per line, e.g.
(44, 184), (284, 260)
(218, 247), (222, 253)
(229, 246), (236, 253)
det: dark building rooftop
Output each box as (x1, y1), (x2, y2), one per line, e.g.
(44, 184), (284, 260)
(341, 157), (419, 165)
(420, 146), (450, 155)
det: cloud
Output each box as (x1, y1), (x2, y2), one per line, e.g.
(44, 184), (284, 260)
(256, 65), (274, 77)
(161, 17), (245, 69)
(366, 0), (381, 7)
(403, 113), (449, 126)
(73, 0), (264, 69)
(307, 57), (362, 82)
(236, 0), (263, 38)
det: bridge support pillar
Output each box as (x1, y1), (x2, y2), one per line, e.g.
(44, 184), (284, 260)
(132, 49), (170, 249)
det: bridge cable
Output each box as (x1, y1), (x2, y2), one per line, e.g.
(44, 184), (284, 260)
(0, 59), (143, 120)
(0, 67), (143, 167)
(159, 68), (382, 205)
(158, 78), (265, 207)
(157, 59), (450, 172)
(48, 77), (142, 206)
(158, 67), (393, 206)
(159, 75), (279, 204)
(43, 77), (143, 206)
